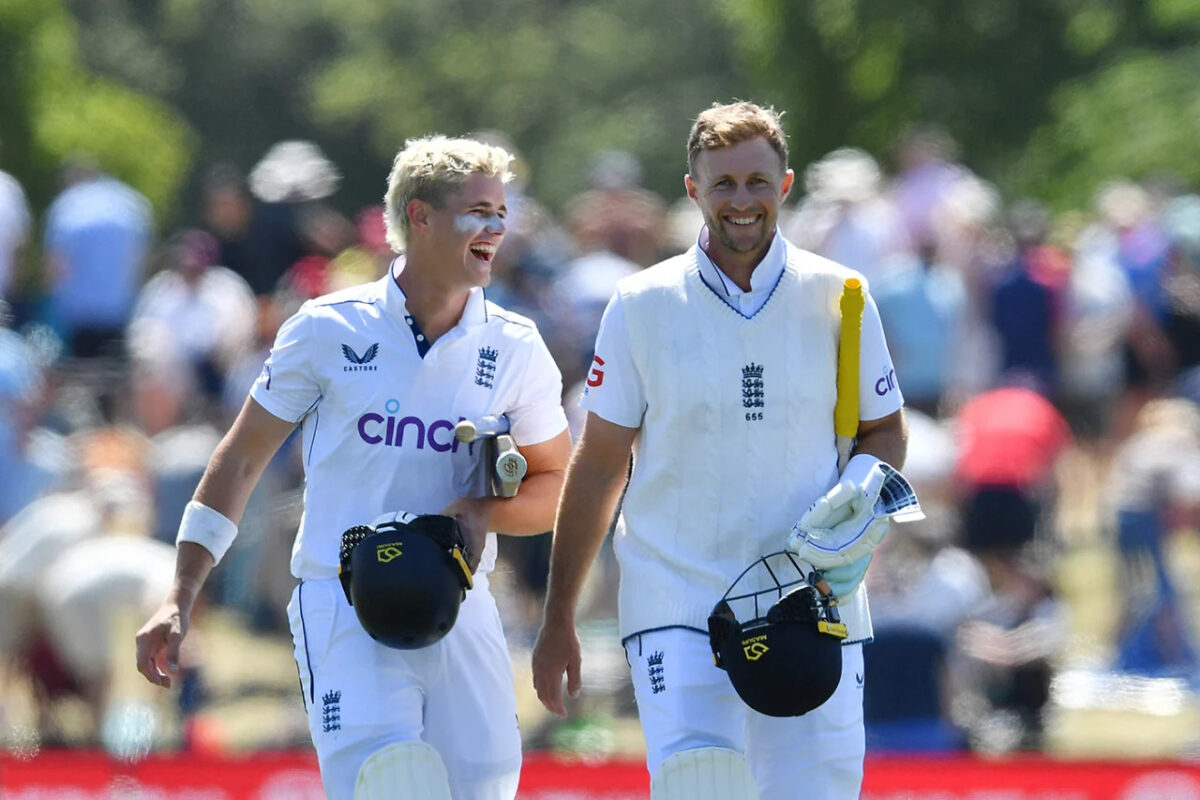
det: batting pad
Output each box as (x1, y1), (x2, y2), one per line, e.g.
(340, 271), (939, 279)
(651, 747), (758, 800)
(354, 741), (451, 800)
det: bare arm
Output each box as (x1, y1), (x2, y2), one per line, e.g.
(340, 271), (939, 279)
(443, 429), (573, 570)
(135, 397), (298, 687)
(532, 413), (637, 716)
(854, 408), (907, 470)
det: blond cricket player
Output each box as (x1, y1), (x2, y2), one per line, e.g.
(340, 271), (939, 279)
(136, 136), (572, 800)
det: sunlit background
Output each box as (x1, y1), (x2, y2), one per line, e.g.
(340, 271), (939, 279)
(2, 0), (1200, 797)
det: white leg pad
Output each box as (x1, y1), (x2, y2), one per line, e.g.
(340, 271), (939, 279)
(354, 741), (452, 800)
(650, 747), (758, 800)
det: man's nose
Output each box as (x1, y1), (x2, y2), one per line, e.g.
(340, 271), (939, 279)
(731, 183), (754, 208)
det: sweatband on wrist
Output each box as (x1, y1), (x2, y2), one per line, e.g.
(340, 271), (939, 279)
(176, 501), (239, 565)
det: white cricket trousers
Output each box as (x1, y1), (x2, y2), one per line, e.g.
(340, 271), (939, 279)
(626, 628), (865, 800)
(287, 576), (522, 800)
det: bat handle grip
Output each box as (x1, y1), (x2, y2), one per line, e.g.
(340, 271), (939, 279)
(492, 434), (527, 498)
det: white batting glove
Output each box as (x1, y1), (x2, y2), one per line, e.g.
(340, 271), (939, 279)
(786, 454), (924, 569)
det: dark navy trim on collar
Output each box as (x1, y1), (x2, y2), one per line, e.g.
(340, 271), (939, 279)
(692, 253), (788, 321)
(402, 311), (432, 358)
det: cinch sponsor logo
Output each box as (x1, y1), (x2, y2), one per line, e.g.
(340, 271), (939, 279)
(356, 399), (476, 453)
(875, 367), (897, 397)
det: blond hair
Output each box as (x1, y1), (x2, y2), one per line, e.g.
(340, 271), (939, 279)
(687, 101), (788, 176)
(383, 135), (514, 252)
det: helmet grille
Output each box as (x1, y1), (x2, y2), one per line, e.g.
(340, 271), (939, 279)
(339, 525), (375, 567)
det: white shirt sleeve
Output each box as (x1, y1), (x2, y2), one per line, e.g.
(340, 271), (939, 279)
(249, 306), (322, 423)
(506, 331), (569, 446)
(858, 289), (905, 421)
(579, 294), (646, 428)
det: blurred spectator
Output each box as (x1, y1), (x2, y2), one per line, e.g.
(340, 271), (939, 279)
(1109, 399), (1200, 678)
(317, 205), (393, 292)
(873, 243), (967, 417)
(0, 308), (65, 524)
(550, 248), (641, 389)
(890, 124), (974, 251)
(954, 386), (1072, 554)
(202, 142), (341, 299)
(272, 206), (362, 309)
(863, 411), (984, 751)
(552, 151), (663, 386)
(1162, 195), (1200, 377)
(0, 462), (181, 747)
(127, 230), (257, 412)
(203, 163), (283, 295)
(43, 158), (152, 359)
(563, 150), (668, 269)
(929, 175), (1007, 400)
(1096, 181), (1173, 322)
(989, 199), (1070, 394)
(1059, 211), (1136, 443)
(954, 547), (1065, 752)
(1083, 182), (1177, 439)
(0, 165), (31, 302)
(787, 147), (911, 285)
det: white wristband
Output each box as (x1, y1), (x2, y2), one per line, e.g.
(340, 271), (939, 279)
(176, 501), (239, 565)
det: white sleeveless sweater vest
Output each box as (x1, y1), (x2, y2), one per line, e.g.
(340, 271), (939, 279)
(615, 243), (873, 643)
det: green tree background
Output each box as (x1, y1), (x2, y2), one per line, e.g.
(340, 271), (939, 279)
(2, 0), (1199, 223)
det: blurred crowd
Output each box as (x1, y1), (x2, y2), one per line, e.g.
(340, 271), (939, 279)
(1, 124), (1199, 759)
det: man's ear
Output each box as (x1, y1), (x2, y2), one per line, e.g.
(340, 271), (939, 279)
(780, 169), (795, 201)
(684, 174), (698, 202)
(407, 199), (431, 233)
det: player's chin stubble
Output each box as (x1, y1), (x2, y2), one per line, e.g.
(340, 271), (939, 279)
(714, 220), (768, 255)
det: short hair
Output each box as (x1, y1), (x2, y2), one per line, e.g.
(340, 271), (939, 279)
(687, 102), (788, 177)
(383, 135), (514, 252)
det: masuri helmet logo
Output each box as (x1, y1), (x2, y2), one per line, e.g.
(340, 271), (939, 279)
(742, 636), (770, 661)
(376, 543), (403, 563)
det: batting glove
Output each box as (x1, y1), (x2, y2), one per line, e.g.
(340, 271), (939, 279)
(786, 454), (924, 569)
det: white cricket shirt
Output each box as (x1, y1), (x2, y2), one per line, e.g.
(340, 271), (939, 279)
(584, 229), (901, 428)
(250, 258), (568, 580)
(582, 229), (903, 643)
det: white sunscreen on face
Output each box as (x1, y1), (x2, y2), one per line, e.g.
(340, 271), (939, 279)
(454, 213), (505, 235)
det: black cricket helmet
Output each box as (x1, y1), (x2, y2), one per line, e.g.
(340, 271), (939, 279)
(338, 511), (473, 649)
(708, 550), (848, 717)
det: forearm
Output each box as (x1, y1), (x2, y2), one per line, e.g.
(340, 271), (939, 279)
(853, 409), (907, 469)
(168, 542), (217, 612)
(191, 437), (276, 524)
(475, 429), (573, 535)
(477, 468), (566, 536)
(172, 397), (296, 589)
(543, 451), (628, 624)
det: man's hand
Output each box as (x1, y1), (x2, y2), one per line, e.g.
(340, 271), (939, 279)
(441, 497), (490, 573)
(787, 453), (923, 569)
(135, 600), (189, 689)
(531, 618), (582, 718)
(819, 554), (874, 599)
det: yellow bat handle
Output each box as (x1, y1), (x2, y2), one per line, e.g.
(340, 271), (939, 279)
(834, 277), (865, 441)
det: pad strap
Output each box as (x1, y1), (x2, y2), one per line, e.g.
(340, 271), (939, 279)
(175, 501), (238, 565)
